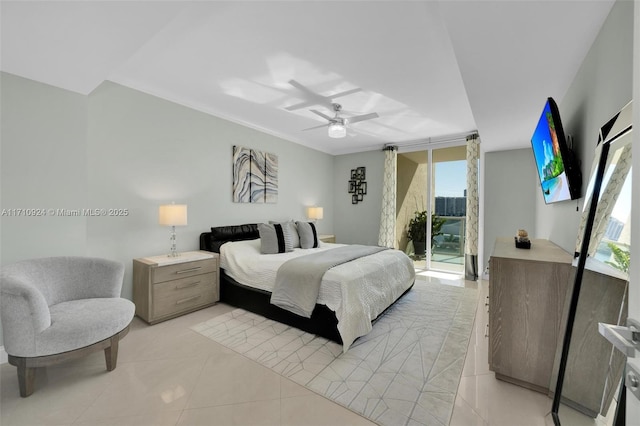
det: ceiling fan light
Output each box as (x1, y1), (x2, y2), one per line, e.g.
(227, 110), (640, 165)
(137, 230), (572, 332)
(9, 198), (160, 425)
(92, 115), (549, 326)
(328, 123), (346, 138)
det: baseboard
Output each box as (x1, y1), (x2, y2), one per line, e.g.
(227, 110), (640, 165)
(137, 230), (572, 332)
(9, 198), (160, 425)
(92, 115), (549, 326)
(1, 346), (8, 364)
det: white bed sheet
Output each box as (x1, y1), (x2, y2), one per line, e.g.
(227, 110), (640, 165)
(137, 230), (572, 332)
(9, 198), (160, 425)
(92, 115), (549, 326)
(220, 239), (416, 351)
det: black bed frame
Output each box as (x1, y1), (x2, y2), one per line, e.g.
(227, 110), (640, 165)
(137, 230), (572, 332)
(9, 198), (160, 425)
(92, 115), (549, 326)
(200, 223), (413, 344)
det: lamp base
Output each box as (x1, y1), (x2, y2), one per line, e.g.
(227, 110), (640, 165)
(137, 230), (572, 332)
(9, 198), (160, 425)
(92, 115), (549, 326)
(168, 226), (180, 257)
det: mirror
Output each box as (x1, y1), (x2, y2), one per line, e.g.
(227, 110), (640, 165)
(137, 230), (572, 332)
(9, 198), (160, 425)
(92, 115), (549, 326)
(552, 101), (632, 425)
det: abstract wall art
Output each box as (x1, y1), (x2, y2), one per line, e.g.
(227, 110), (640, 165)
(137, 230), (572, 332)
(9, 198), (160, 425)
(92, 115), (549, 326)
(348, 166), (367, 204)
(232, 146), (278, 203)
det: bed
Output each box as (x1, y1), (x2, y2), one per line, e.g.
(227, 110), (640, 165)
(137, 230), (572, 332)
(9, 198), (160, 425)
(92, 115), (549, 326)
(200, 223), (415, 351)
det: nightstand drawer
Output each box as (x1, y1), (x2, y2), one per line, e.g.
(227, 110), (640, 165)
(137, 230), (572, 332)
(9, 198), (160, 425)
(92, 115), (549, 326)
(152, 259), (217, 284)
(153, 272), (217, 318)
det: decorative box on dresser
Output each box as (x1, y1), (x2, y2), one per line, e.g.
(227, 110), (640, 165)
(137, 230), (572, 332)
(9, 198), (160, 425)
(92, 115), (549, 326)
(133, 250), (219, 324)
(488, 237), (573, 393)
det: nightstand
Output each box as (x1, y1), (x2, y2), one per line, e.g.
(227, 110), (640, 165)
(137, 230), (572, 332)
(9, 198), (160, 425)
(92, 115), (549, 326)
(133, 250), (219, 324)
(319, 234), (336, 243)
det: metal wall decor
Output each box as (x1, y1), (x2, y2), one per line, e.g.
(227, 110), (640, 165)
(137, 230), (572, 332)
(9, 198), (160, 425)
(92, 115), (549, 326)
(348, 166), (367, 204)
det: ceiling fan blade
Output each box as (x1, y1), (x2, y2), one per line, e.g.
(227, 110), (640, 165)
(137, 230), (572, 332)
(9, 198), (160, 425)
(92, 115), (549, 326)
(288, 79), (328, 101)
(331, 87), (362, 99)
(287, 80), (363, 111)
(302, 124), (328, 131)
(310, 109), (334, 121)
(346, 112), (379, 124)
(285, 100), (317, 111)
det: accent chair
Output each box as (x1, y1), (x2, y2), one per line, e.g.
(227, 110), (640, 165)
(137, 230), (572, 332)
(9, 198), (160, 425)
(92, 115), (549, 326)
(0, 256), (135, 397)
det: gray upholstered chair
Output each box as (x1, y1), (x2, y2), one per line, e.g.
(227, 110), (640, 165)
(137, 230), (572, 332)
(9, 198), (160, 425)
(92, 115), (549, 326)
(0, 256), (135, 397)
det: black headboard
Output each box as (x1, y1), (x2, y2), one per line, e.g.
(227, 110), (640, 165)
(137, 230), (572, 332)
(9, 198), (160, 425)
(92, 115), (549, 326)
(200, 223), (259, 253)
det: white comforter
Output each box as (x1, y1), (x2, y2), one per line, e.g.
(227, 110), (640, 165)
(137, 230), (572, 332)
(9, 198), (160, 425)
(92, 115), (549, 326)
(220, 239), (416, 351)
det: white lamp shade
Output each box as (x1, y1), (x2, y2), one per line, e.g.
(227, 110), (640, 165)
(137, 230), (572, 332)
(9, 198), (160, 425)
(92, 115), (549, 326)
(328, 123), (346, 138)
(159, 204), (188, 226)
(307, 206), (324, 220)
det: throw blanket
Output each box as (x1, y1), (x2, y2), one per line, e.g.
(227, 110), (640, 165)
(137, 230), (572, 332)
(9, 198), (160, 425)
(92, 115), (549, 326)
(270, 245), (388, 318)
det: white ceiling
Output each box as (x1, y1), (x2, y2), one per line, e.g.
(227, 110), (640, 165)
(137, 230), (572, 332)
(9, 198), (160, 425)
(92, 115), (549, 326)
(1, 1), (615, 155)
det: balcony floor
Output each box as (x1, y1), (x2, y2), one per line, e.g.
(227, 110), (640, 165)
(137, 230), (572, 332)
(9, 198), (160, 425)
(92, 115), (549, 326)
(412, 252), (465, 275)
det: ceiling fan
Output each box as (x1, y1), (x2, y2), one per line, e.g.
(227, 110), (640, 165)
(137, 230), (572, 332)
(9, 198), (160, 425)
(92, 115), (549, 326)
(303, 103), (379, 138)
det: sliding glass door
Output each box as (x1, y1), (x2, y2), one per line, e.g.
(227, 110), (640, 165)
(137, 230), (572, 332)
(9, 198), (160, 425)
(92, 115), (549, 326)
(397, 145), (466, 275)
(431, 147), (466, 273)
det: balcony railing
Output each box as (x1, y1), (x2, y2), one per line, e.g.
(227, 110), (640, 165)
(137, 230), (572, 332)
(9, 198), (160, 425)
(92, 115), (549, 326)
(432, 216), (465, 267)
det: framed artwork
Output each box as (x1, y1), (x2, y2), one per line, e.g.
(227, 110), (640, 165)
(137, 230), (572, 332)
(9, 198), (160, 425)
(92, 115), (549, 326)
(232, 145), (278, 203)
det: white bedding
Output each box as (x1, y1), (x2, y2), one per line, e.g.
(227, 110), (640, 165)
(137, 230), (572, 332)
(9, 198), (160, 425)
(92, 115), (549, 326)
(220, 239), (416, 351)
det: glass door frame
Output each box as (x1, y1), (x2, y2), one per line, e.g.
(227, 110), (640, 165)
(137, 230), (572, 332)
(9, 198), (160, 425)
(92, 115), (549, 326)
(400, 140), (467, 274)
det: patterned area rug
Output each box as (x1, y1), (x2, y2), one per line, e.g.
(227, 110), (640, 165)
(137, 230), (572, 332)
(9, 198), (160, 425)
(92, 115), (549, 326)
(191, 280), (478, 426)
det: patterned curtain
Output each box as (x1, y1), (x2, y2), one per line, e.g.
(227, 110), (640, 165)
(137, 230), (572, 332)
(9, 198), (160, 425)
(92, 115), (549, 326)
(465, 134), (480, 280)
(586, 144), (632, 257)
(378, 145), (398, 248)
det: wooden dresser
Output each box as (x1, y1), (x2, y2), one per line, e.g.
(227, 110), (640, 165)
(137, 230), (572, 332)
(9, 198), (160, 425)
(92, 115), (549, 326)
(133, 250), (219, 324)
(488, 237), (572, 393)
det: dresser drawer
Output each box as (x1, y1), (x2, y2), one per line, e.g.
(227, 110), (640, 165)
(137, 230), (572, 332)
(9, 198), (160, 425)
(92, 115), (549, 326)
(152, 258), (217, 284)
(152, 272), (217, 318)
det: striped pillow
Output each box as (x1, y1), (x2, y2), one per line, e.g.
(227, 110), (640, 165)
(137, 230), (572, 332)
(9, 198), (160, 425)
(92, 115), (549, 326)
(296, 221), (319, 249)
(269, 220), (300, 248)
(258, 223), (294, 254)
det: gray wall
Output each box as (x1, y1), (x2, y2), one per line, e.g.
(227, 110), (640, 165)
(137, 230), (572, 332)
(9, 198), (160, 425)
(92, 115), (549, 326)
(483, 148), (537, 270)
(333, 151), (384, 246)
(535, 0), (634, 254)
(0, 74), (336, 347)
(1, 73), (89, 262)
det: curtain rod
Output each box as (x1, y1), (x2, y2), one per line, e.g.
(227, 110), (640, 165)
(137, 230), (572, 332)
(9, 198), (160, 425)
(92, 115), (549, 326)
(396, 131), (479, 150)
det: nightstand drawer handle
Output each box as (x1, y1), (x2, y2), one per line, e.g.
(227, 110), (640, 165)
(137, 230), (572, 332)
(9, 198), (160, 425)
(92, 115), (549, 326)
(176, 281), (200, 289)
(175, 266), (202, 274)
(176, 295), (201, 305)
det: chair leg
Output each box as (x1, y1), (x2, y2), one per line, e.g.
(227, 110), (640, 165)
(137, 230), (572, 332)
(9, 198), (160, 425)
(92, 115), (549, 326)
(15, 358), (36, 397)
(104, 335), (120, 371)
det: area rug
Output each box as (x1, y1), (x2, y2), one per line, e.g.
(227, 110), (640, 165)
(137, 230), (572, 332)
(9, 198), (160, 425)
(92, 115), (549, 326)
(191, 280), (478, 426)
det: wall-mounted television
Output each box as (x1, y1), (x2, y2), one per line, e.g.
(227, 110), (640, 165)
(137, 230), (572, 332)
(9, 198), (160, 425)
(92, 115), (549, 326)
(530, 97), (581, 204)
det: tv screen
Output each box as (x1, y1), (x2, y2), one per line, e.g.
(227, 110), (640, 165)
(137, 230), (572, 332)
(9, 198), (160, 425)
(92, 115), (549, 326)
(531, 97), (581, 204)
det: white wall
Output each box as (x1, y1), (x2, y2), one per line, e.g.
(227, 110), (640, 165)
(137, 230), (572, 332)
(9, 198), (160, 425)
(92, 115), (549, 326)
(535, 0), (634, 254)
(333, 151), (384, 245)
(482, 148), (537, 270)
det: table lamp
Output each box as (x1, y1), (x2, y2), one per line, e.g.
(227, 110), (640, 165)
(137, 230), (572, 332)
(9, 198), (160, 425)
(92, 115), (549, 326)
(159, 203), (187, 257)
(307, 206), (323, 222)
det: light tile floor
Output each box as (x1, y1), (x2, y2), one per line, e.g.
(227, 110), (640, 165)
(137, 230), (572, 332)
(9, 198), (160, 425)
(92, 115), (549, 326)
(0, 276), (614, 426)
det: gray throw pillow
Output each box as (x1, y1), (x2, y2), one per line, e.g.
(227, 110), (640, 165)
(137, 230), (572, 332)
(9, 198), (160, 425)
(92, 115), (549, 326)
(269, 220), (300, 248)
(258, 223), (294, 254)
(296, 221), (319, 249)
